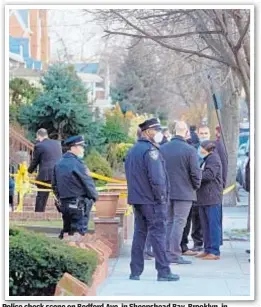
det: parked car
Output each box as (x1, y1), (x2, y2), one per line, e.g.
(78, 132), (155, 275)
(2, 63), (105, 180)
(239, 132), (249, 147)
(236, 139), (249, 189)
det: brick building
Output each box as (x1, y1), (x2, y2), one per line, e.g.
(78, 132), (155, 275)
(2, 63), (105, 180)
(9, 9), (50, 70)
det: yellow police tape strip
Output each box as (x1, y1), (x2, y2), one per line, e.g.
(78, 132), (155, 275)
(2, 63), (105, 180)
(10, 163), (235, 215)
(223, 184), (236, 195)
(12, 171), (235, 196)
(89, 172), (126, 184)
(29, 175), (234, 196)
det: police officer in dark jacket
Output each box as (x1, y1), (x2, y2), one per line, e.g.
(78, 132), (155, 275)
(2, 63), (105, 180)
(28, 128), (62, 212)
(125, 118), (179, 282)
(52, 135), (98, 239)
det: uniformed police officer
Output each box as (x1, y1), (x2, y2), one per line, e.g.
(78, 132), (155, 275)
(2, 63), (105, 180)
(125, 118), (180, 282)
(52, 135), (98, 239)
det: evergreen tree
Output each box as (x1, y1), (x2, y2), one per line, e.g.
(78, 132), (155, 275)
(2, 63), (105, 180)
(18, 64), (96, 141)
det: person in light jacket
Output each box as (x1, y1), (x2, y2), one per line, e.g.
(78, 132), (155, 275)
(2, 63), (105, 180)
(195, 140), (223, 260)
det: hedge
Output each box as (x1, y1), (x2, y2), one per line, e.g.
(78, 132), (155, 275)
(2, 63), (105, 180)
(9, 227), (98, 296)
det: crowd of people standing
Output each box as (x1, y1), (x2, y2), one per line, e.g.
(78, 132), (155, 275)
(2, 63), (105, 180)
(125, 118), (228, 281)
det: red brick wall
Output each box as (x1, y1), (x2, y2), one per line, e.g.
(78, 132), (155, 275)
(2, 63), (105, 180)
(9, 211), (61, 221)
(39, 10), (49, 63)
(9, 14), (26, 38)
(94, 218), (123, 258)
(29, 9), (38, 60)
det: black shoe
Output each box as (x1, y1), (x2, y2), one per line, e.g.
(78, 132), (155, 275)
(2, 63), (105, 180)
(129, 275), (140, 280)
(58, 231), (64, 240)
(146, 250), (155, 258)
(181, 245), (189, 253)
(157, 273), (180, 281)
(191, 246), (203, 252)
(170, 257), (192, 264)
(144, 253), (153, 260)
(246, 249), (250, 254)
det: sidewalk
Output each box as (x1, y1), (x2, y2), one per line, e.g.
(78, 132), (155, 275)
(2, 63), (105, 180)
(97, 206), (251, 297)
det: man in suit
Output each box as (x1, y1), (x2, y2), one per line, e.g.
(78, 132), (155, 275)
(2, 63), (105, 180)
(28, 128), (62, 212)
(161, 121), (202, 264)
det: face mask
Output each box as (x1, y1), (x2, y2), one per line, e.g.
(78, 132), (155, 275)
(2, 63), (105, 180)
(198, 146), (208, 159)
(154, 132), (164, 144)
(199, 137), (210, 143)
(78, 153), (84, 159)
(77, 147), (84, 159)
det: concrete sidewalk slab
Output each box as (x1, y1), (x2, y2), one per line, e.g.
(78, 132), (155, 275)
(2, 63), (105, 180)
(97, 240), (250, 297)
(97, 207), (251, 297)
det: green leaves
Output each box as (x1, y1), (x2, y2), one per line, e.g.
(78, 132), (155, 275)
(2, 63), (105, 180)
(9, 78), (41, 106)
(17, 63), (95, 140)
(9, 227), (98, 296)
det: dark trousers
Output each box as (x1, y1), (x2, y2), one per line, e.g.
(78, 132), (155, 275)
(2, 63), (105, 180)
(181, 209), (192, 252)
(131, 204), (170, 277)
(35, 181), (51, 212)
(220, 205), (223, 245)
(199, 204), (222, 256)
(144, 233), (153, 255)
(60, 200), (92, 236)
(9, 195), (14, 211)
(181, 205), (203, 251)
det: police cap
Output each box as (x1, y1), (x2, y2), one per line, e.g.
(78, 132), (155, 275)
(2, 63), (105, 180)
(139, 118), (162, 131)
(63, 135), (86, 147)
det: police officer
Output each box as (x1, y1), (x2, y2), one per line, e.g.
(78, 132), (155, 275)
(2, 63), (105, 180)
(125, 118), (180, 282)
(52, 135), (98, 239)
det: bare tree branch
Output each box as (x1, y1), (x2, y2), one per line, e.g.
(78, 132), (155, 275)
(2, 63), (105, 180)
(137, 9), (195, 20)
(232, 10), (250, 66)
(104, 29), (223, 40)
(234, 12), (250, 52)
(110, 10), (237, 68)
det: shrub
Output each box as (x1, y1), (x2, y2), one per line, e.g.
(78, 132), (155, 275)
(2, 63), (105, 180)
(9, 227), (98, 296)
(85, 150), (113, 186)
(85, 150), (113, 178)
(106, 143), (133, 174)
(115, 143), (133, 162)
(103, 104), (132, 144)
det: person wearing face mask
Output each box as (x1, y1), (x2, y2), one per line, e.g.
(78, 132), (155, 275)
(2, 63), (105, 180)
(182, 125), (211, 254)
(136, 127), (154, 260)
(159, 128), (171, 145)
(125, 118), (180, 282)
(195, 140), (223, 260)
(52, 135), (98, 240)
(160, 121), (202, 264)
(28, 128), (62, 212)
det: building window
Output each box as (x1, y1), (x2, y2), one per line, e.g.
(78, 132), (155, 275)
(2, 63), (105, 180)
(19, 45), (24, 57)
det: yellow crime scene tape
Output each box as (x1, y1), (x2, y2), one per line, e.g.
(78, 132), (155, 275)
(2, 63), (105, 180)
(10, 164), (130, 214)
(223, 184), (236, 195)
(89, 172), (126, 184)
(10, 162), (234, 214)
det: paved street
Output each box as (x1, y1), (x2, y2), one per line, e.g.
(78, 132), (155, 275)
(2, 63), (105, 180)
(97, 205), (251, 297)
